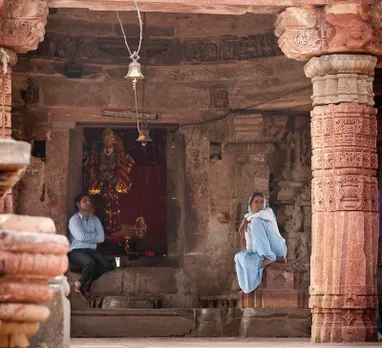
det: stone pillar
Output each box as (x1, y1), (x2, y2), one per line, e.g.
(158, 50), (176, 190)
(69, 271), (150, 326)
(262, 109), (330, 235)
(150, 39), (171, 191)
(0, 49), (18, 214)
(307, 55), (378, 342)
(0, 0), (48, 214)
(0, 140), (69, 348)
(275, 1), (382, 342)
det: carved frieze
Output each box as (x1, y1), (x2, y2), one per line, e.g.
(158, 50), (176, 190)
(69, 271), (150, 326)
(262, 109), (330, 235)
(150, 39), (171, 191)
(312, 175), (378, 212)
(0, 70), (13, 138)
(275, 3), (382, 61)
(182, 32), (282, 62)
(0, 0), (48, 53)
(31, 31), (282, 65)
(224, 141), (275, 154)
(311, 104), (377, 151)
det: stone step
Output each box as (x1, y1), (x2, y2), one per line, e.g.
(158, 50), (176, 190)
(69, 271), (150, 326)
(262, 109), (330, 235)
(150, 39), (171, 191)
(71, 308), (311, 338)
(67, 266), (178, 296)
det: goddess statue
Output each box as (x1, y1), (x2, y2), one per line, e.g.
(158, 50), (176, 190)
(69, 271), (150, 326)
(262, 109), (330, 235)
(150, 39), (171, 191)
(86, 128), (135, 233)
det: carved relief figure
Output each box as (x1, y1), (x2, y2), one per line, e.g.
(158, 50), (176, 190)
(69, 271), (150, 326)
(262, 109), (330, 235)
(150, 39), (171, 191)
(86, 128), (135, 233)
(326, 16), (372, 50)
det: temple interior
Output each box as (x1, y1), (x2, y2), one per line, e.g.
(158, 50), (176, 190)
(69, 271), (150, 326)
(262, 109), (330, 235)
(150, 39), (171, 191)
(3, 0), (382, 345)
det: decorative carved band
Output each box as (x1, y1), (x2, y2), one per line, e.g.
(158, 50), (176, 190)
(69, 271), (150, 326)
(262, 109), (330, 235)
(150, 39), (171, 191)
(0, 0), (48, 53)
(311, 308), (377, 342)
(310, 294), (376, 309)
(224, 142), (275, 154)
(311, 104), (377, 150)
(275, 3), (382, 61)
(304, 55), (377, 106)
(304, 55), (377, 79)
(311, 175), (378, 212)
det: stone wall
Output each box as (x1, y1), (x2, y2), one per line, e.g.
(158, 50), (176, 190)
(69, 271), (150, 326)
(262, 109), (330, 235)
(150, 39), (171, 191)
(11, 8), (312, 305)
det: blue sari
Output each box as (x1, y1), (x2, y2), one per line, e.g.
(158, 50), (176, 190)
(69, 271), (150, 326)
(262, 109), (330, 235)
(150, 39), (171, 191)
(234, 204), (287, 294)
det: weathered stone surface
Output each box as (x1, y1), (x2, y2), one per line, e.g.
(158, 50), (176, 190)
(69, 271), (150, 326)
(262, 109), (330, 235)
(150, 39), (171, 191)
(238, 263), (309, 309)
(71, 308), (312, 338)
(0, 0), (49, 53)
(239, 308), (311, 337)
(0, 139), (69, 346)
(71, 309), (195, 337)
(48, 0), (305, 15)
(305, 55), (377, 106)
(275, 2), (382, 61)
(30, 276), (71, 348)
(306, 58), (378, 342)
(192, 308), (242, 337)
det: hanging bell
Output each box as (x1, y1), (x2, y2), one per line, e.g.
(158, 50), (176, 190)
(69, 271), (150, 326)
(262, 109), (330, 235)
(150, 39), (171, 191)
(125, 54), (145, 81)
(136, 124), (152, 144)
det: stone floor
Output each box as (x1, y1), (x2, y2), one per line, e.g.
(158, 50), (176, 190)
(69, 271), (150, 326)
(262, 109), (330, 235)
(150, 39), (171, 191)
(70, 338), (382, 347)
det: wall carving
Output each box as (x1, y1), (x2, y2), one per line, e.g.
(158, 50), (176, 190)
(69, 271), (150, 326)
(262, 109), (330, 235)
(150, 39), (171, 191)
(31, 31), (282, 65)
(275, 3), (382, 61)
(0, 0), (48, 53)
(274, 125), (312, 264)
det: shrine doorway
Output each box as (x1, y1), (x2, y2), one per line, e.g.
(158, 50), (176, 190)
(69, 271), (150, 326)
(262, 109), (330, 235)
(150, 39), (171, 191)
(82, 126), (167, 256)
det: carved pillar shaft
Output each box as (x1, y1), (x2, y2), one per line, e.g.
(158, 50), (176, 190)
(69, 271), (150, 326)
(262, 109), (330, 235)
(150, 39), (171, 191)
(306, 54), (378, 342)
(0, 48), (17, 214)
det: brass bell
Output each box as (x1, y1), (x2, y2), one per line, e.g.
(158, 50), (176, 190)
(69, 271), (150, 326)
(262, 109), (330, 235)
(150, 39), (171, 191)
(136, 124), (152, 145)
(125, 54), (145, 81)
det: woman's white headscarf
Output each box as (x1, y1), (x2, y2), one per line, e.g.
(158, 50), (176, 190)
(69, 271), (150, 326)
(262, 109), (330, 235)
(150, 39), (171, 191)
(245, 192), (284, 239)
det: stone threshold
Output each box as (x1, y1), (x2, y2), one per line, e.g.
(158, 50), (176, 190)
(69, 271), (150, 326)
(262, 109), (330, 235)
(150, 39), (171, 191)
(71, 308), (311, 338)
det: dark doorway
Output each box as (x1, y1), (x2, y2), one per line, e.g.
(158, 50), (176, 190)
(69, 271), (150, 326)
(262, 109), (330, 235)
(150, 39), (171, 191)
(83, 127), (167, 255)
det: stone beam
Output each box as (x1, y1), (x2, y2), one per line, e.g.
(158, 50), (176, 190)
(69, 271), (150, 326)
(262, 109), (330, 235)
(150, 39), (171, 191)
(46, 0), (337, 15)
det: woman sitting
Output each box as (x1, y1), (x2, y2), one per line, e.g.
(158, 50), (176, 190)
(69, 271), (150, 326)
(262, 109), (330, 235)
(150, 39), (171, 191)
(234, 192), (287, 294)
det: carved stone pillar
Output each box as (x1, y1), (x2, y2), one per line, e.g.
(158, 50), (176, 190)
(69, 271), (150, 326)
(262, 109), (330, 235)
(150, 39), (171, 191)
(0, 0), (48, 214)
(275, 1), (382, 342)
(0, 139), (69, 347)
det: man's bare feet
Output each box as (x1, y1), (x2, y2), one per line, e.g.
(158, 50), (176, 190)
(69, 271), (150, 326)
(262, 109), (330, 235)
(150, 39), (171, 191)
(74, 280), (91, 303)
(276, 256), (287, 263)
(260, 258), (274, 269)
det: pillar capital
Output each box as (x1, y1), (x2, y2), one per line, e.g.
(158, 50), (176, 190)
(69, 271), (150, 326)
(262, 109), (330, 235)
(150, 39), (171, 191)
(304, 54), (377, 106)
(275, 1), (382, 61)
(0, 0), (48, 54)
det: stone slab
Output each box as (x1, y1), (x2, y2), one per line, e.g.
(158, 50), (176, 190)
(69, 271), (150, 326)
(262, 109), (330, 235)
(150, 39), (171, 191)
(69, 337), (382, 347)
(71, 308), (312, 338)
(239, 308), (311, 337)
(71, 309), (195, 337)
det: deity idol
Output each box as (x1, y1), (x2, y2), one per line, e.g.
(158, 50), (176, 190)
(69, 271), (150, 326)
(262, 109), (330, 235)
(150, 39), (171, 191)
(87, 128), (135, 233)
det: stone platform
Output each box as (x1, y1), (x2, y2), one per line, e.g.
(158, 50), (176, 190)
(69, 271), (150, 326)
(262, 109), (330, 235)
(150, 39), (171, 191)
(70, 338), (382, 348)
(71, 308), (311, 338)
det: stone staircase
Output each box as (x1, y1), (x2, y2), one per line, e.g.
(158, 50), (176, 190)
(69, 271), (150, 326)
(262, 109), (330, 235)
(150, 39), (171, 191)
(68, 263), (311, 338)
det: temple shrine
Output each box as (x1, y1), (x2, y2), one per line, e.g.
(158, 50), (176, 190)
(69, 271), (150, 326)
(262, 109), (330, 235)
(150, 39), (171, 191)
(1, 0), (382, 346)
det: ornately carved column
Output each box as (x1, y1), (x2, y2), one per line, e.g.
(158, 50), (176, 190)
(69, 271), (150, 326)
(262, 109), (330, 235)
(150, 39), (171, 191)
(276, 1), (382, 343)
(0, 0), (48, 213)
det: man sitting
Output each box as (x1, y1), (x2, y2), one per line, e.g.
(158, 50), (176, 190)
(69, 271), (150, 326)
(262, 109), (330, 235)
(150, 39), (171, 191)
(68, 193), (109, 302)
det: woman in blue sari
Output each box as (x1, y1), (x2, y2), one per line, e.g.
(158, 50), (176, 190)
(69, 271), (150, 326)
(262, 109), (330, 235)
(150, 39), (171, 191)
(234, 192), (287, 293)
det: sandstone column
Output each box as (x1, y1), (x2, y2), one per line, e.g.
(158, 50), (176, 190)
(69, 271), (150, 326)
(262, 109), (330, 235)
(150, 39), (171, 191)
(276, 1), (382, 342)
(0, 0), (49, 213)
(0, 49), (17, 213)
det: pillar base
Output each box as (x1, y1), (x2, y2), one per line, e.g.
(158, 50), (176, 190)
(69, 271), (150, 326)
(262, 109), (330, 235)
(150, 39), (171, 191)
(311, 309), (377, 343)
